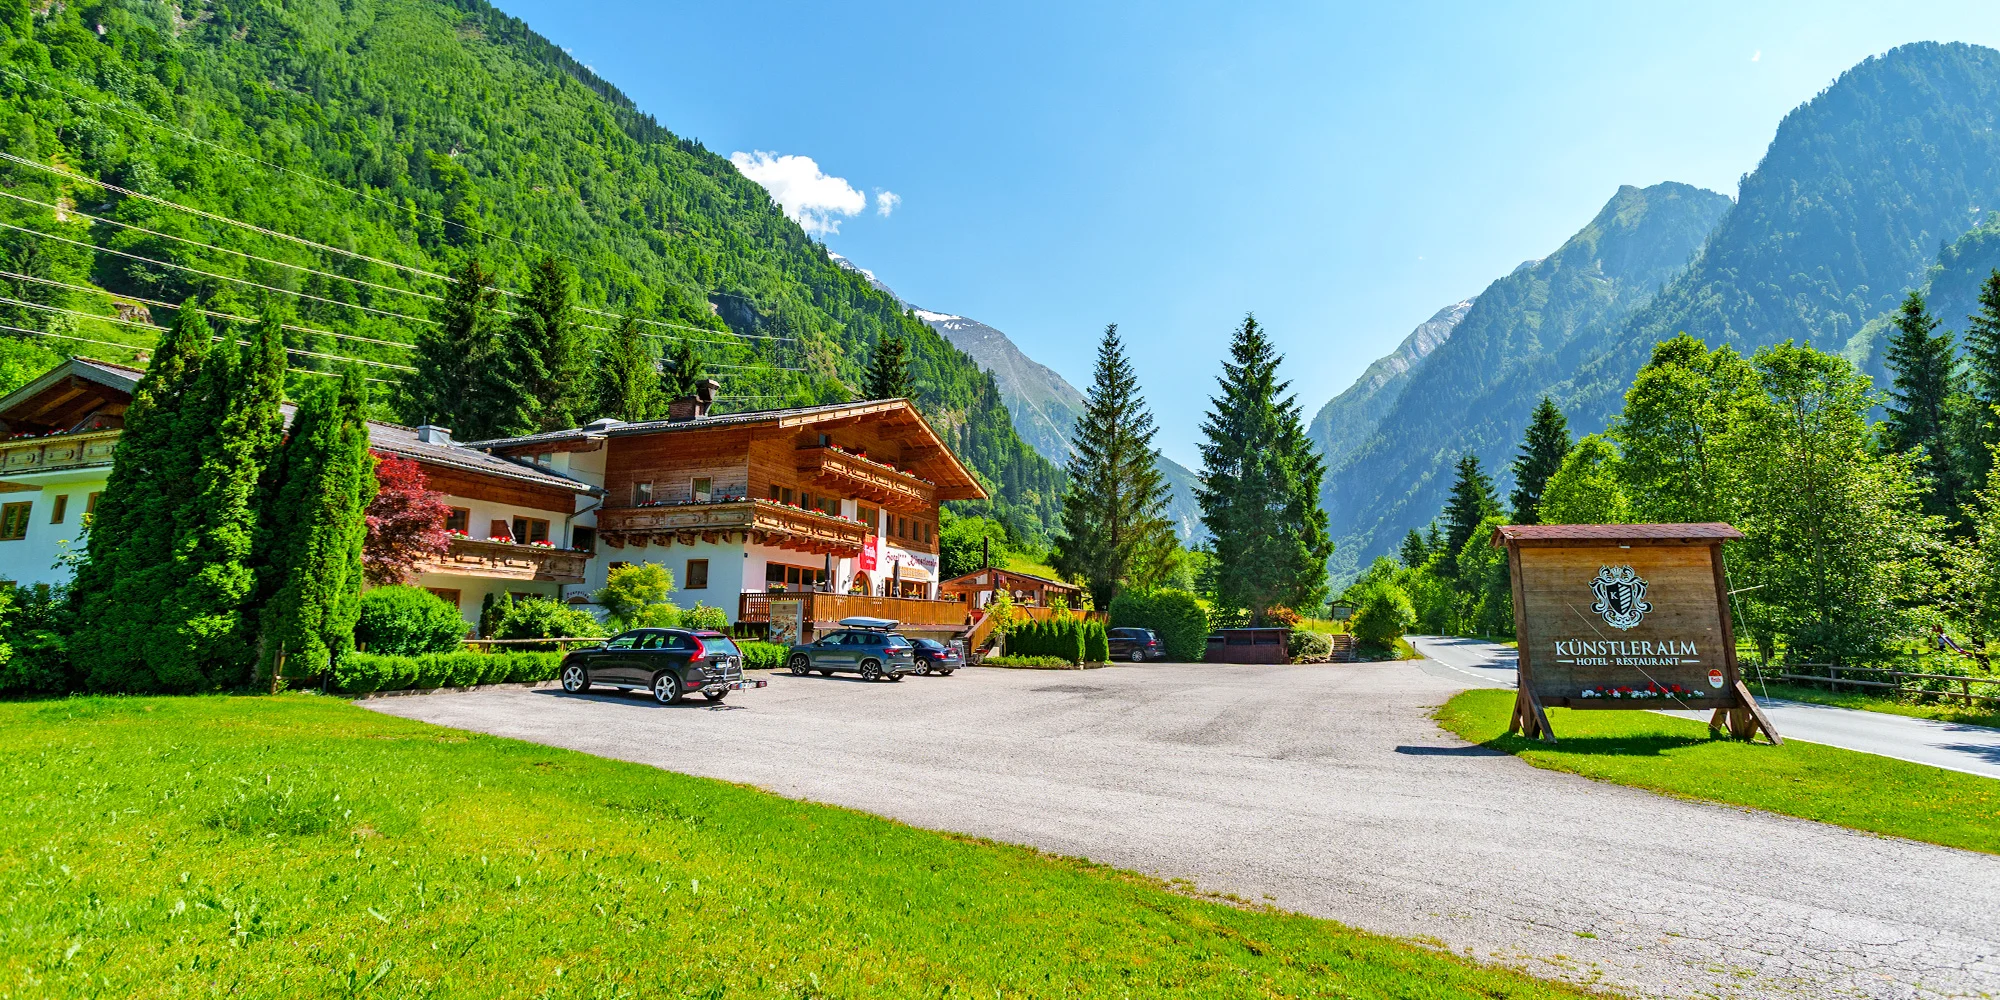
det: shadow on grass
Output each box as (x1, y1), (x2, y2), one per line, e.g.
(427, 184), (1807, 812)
(1480, 732), (1716, 757)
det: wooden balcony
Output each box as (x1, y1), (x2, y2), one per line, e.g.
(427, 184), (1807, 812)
(796, 446), (935, 513)
(425, 536), (588, 583)
(0, 428), (121, 481)
(599, 499), (869, 556)
(739, 591), (974, 629)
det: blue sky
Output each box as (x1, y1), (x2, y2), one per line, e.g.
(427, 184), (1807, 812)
(494, 1), (2000, 468)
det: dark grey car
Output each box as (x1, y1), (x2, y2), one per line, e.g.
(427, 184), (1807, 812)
(558, 629), (766, 704)
(785, 628), (919, 681)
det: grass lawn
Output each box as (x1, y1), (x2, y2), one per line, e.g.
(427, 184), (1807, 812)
(0, 695), (1597, 999)
(1436, 689), (2000, 856)
(1745, 680), (2000, 730)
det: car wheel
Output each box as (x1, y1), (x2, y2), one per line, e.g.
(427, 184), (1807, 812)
(702, 690), (728, 703)
(859, 660), (883, 682)
(789, 655), (811, 676)
(651, 672), (682, 705)
(915, 662), (931, 676)
(1129, 649), (1145, 663)
(560, 663), (590, 693)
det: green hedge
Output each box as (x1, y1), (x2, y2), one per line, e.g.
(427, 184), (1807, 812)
(982, 655), (1077, 669)
(1108, 588), (1209, 662)
(1006, 616), (1088, 664)
(738, 641), (789, 671)
(1083, 620), (1109, 663)
(331, 651), (564, 694)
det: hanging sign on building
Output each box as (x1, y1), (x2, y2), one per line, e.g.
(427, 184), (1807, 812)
(1491, 522), (1779, 744)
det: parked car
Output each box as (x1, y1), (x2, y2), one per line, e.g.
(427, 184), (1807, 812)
(1109, 627), (1166, 662)
(558, 629), (767, 704)
(910, 638), (961, 676)
(786, 624), (919, 681)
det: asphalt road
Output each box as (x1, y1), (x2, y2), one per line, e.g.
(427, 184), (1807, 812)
(365, 661), (2000, 998)
(1416, 635), (2000, 780)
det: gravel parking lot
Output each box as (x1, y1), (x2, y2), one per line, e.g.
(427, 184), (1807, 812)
(366, 660), (2000, 999)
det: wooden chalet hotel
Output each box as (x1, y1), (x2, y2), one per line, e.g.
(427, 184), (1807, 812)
(472, 380), (989, 642)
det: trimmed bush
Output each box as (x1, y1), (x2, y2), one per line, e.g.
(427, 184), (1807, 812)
(1005, 616), (1087, 664)
(1108, 588), (1208, 662)
(493, 599), (605, 650)
(331, 651), (563, 694)
(982, 655), (1076, 668)
(738, 640), (789, 671)
(1083, 620), (1109, 663)
(355, 585), (467, 656)
(1288, 630), (1333, 663)
(1352, 584), (1417, 649)
(0, 584), (75, 696)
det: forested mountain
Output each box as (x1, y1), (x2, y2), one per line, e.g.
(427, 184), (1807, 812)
(0, 0), (1061, 532)
(1308, 299), (1470, 474)
(1848, 211), (2000, 382)
(1320, 182), (1732, 577)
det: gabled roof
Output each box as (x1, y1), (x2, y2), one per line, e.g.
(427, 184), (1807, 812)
(939, 566), (1082, 592)
(472, 397), (987, 500)
(1491, 522), (1744, 547)
(0, 357), (146, 433)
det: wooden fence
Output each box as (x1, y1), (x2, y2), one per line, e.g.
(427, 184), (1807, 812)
(1744, 662), (2000, 708)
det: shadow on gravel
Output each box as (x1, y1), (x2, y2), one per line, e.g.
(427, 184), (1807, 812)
(1394, 745), (1508, 757)
(530, 689), (740, 710)
(1481, 732), (1713, 757)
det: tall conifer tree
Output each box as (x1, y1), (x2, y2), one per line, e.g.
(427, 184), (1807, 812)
(597, 314), (661, 421)
(1399, 529), (1430, 568)
(153, 310), (288, 690)
(1961, 270), (2000, 488)
(1195, 315), (1332, 622)
(71, 301), (214, 690)
(1054, 325), (1178, 608)
(510, 255), (591, 431)
(1882, 290), (1967, 524)
(405, 256), (525, 438)
(661, 337), (707, 401)
(256, 368), (376, 689)
(863, 334), (913, 400)
(1440, 454), (1499, 574)
(1509, 396), (1571, 524)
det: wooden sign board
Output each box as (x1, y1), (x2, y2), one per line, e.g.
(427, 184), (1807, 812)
(1491, 523), (1779, 744)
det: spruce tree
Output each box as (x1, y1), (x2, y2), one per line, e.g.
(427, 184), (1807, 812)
(863, 334), (913, 400)
(1423, 520), (1445, 556)
(1961, 269), (2000, 488)
(598, 314), (661, 421)
(661, 337), (707, 402)
(71, 301), (214, 690)
(1509, 396), (1571, 524)
(1440, 454), (1499, 575)
(509, 254), (591, 431)
(1399, 529), (1430, 568)
(1882, 290), (1967, 524)
(405, 255), (502, 432)
(1053, 325), (1178, 608)
(153, 310), (288, 690)
(256, 368), (376, 689)
(1195, 314), (1332, 623)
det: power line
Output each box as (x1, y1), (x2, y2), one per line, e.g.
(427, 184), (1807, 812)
(0, 294), (418, 372)
(0, 269), (418, 350)
(0, 220), (440, 326)
(0, 188), (446, 304)
(0, 319), (394, 384)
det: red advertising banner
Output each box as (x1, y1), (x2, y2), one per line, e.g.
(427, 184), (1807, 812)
(858, 534), (878, 571)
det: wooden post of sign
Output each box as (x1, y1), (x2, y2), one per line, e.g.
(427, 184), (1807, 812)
(1707, 540), (1781, 745)
(1504, 542), (1557, 743)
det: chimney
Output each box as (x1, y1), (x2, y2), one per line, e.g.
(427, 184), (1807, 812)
(667, 378), (721, 422)
(415, 424), (453, 445)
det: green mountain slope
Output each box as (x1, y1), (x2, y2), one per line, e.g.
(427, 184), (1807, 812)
(1321, 182), (1732, 577)
(1846, 211), (2000, 379)
(0, 0), (1060, 531)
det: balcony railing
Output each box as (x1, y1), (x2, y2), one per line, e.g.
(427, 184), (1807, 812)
(739, 591), (974, 629)
(796, 446), (936, 513)
(599, 499), (869, 556)
(423, 536), (588, 584)
(0, 429), (121, 477)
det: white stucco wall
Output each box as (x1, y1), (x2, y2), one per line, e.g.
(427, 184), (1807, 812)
(0, 471), (107, 588)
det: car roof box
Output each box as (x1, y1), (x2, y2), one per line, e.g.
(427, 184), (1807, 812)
(839, 616), (899, 630)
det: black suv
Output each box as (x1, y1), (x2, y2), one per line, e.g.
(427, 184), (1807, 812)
(558, 629), (766, 704)
(1109, 627), (1165, 662)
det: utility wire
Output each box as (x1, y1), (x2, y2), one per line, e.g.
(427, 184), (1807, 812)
(0, 269), (419, 350)
(0, 319), (395, 384)
(0, 295), (418, 372)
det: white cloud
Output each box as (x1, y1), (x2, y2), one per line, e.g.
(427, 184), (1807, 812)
(729, 150), (866, 235)
(875, 190), (901, 217)
(1751, 49), (1761, 62)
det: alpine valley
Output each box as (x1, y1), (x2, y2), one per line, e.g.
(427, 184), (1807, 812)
(1312, 41), (2000, 580)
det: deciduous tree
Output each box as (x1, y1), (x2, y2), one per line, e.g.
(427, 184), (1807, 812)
(364, 455), (452, 585)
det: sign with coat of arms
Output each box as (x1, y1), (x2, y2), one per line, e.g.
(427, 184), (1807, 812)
(1490, 523), (1778, 745)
